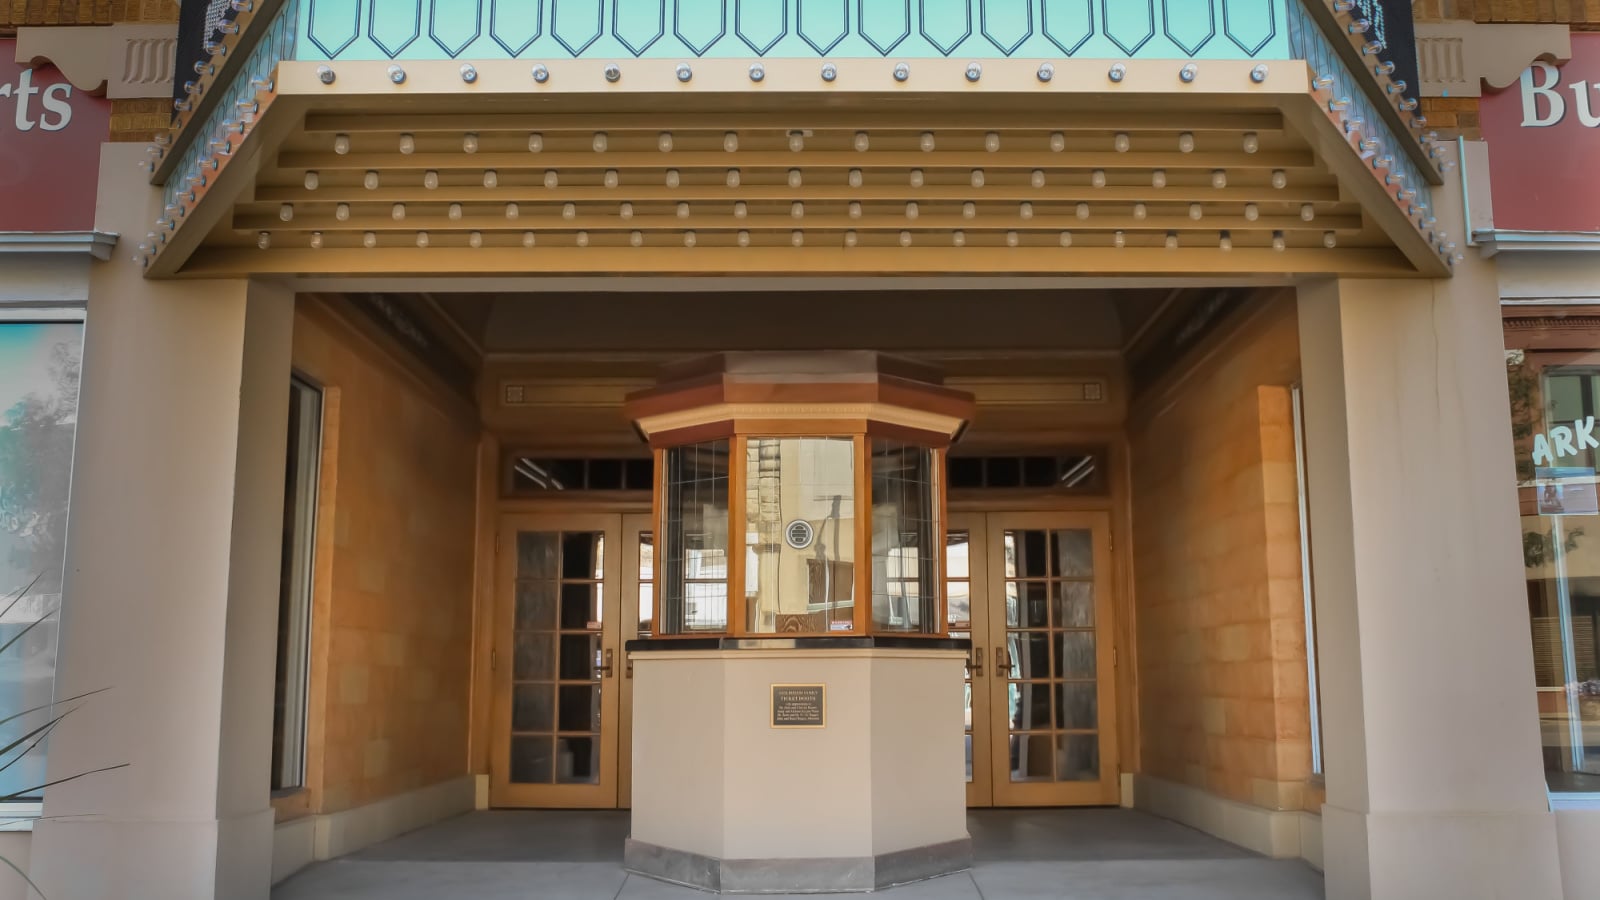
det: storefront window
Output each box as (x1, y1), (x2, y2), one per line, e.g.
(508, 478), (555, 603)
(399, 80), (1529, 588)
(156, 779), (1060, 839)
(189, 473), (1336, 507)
(1504, 306), (1600, 791)
(0, 315), (83, 808)
(871, 440), (940, 633)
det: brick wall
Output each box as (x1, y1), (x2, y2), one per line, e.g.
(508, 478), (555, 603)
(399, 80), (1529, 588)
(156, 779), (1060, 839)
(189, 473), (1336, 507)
(1129, 301), (1315, 812)
(291, 300), (479, 815)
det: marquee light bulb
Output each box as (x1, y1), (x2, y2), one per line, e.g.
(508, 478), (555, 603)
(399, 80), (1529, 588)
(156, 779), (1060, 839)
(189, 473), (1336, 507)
(854, 132), (870, 151)
(1113, 132), (1130, 152)
(303, 170), (320, 190)
(726, 169), (741, 187)
(1091, 169), (1106, 188)
(905, 201), (919, 219)
(469, 231), (483, 248)
(506, 202), (519, 219)
(920, 132), (935, 152)
(448, 203), (462, 220)
(684, 231), (696, 247)
(676, 202), (690, 219)
(1178, 132), (1196, 153)
(900, 231), (912, 246)
(1006, 230), (1019, 247)
(1113, 230), (1126, 248)
(848, 201), (862, 219)
(953, 230), (965, 247)
(364, 171), (380, 190)
(1211, 169), (1227, 188)
(1059, 231), (1072, 247)
(462, 132), (479, 153)
(985, 132), (1000, 152)
(1152, 169), (1167, 189)
(849, 169), (863, 188)
(630, 230), (643, 247)
(1271, 170), (1288, 189)
(363, 231), (377, 248)
(1219, 231), (1232, 250)
(737, 230), (750, 247)
(416, 231), (429, 248)
(576, 231), (589, 247)
(257, 231), (270, 249)
(391, 203), (405, 220)
(1165, 232), (1178, 250)
(602, 170), (617, 189)
(423, 170), (439, 189)
(666, 169), (681, 188)
(789, 132), (805, 152)
(789, 168), (803, 188)
(735, 201), (749, 218)
(910, 169), (924, 188)
(1020, 201), (1033, 220)
(791, 230), (804, 247)
(522, 232), (535, 247)
(1189, 203), (1203, 220)
(279, 203), (294, 221)
(335, 203), (350, 221)
(593, 132), (608, 152)
(1133, 203), (1147, 220)
(1301, 204), (1316, 221)
(1242, 132), (1260, 154)
(844, 231), (857, 247)
(1272, 231), (1286, 251)
(544, 170), (558, 189)
(1031, 169), (1045, 188)
(791, 201), (804, 219)
(528, 133), (543, 152)
(1323, 231), (1337, 249)
(398, 133), (415, 154)
(723, 131), (738, 152)
(1076, 203), (1090, 220)
(658, 132), (673, 152)
(963, 202), (976, 219)
(970, 169), (985, 188)
(334, 134), (350, 154)
(562, 203), (576, 220)
(1049, 132), (1065, 152)
(1244, 203), (1259, 221)
(482, 169), (498, 188)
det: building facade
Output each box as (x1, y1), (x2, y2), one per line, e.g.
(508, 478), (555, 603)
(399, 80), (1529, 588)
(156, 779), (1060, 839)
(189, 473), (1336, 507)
(2, 0), (1596, 897)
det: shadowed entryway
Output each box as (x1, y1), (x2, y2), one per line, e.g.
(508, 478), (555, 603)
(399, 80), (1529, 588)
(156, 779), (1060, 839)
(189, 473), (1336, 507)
(270, 809), (1323, 899)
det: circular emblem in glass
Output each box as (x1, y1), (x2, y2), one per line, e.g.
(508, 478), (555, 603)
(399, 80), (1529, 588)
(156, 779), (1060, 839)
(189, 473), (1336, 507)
(785, 519), (815, 550)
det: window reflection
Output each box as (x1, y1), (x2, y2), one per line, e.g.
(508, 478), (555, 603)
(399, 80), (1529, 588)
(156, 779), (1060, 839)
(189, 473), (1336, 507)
(660, 441), (728, 633)
(745, 438), (856, 634)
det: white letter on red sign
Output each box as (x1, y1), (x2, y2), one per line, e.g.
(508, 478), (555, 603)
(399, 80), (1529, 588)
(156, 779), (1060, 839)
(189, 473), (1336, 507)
(1523, 62), (1566, 127)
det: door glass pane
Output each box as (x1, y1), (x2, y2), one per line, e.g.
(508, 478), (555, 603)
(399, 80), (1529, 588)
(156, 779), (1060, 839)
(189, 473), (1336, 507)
(1001, 527), (1103, 785)
(509, 529), (607, 786)
(638, 532), (654, 638)
(946, 529), (975, 785)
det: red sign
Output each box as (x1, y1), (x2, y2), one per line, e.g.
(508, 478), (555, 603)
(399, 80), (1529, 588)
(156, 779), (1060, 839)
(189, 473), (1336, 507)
(1482, 34), (1600, 234)
(0, 40), (112, 233)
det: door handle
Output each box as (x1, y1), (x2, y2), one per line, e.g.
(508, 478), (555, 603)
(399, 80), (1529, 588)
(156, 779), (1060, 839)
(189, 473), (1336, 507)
(598, 648), (614, 678)
(626, 654), (633, 679)
(970, 647), (984, 677)
(995, 646), (1013, 677)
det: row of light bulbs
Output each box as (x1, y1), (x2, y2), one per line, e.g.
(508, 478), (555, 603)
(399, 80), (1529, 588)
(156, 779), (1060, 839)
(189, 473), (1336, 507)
(274, 199), (1320, 223)
(256, 228), (1327, 251)
(328, 129), (1266, 156)
(301, 166), (1293, 192)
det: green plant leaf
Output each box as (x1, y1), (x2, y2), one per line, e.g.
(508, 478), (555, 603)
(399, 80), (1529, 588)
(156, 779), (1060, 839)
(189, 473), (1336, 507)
(0, 688), (109, 731)
(0, 607), (56, 661)
(0, 849), (47, 899)
(0, 763), (128, 804)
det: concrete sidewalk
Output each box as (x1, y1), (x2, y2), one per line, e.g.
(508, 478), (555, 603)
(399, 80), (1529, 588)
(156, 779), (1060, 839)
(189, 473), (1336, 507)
(271, 808), (1324, 899)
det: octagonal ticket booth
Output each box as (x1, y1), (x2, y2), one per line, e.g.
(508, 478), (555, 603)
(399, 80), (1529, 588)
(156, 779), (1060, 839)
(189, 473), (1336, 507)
(621, 351), (976, 893)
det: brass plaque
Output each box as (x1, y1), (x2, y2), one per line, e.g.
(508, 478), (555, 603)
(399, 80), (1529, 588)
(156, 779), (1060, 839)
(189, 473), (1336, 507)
(771, 684), (826, 728)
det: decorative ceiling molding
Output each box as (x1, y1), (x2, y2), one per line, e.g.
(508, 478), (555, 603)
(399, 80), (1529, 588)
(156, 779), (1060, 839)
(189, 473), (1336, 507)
(1416, 22), (1571, 99)
(15, 25), (178, 99)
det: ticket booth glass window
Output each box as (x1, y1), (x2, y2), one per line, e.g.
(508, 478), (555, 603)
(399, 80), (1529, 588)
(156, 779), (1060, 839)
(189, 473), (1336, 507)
(871, 440), (940, 633)
(744, 437), (856, 634)
(659, 440), (729, 634)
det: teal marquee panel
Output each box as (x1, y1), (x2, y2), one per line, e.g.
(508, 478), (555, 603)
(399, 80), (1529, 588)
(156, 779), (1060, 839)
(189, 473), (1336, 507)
(298, 0), (1290, 62)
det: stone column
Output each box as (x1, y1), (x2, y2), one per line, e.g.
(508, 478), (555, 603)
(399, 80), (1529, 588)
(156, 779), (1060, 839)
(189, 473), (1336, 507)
(1297, 190), (1564, 895)
(27, 144), (293, 900)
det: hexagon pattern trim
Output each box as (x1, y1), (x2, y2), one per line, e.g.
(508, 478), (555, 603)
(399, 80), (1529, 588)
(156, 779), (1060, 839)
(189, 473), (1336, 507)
(295, 0), (1289, 60)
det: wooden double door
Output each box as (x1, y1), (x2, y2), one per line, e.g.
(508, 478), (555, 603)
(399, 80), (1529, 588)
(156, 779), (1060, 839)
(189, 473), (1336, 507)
(950, 512), (1120, 807)
(489, 510), (1117, 808)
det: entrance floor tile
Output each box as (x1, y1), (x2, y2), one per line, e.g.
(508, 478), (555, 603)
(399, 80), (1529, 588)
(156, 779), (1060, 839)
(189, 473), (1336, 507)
(270, 809), (1324, 899)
